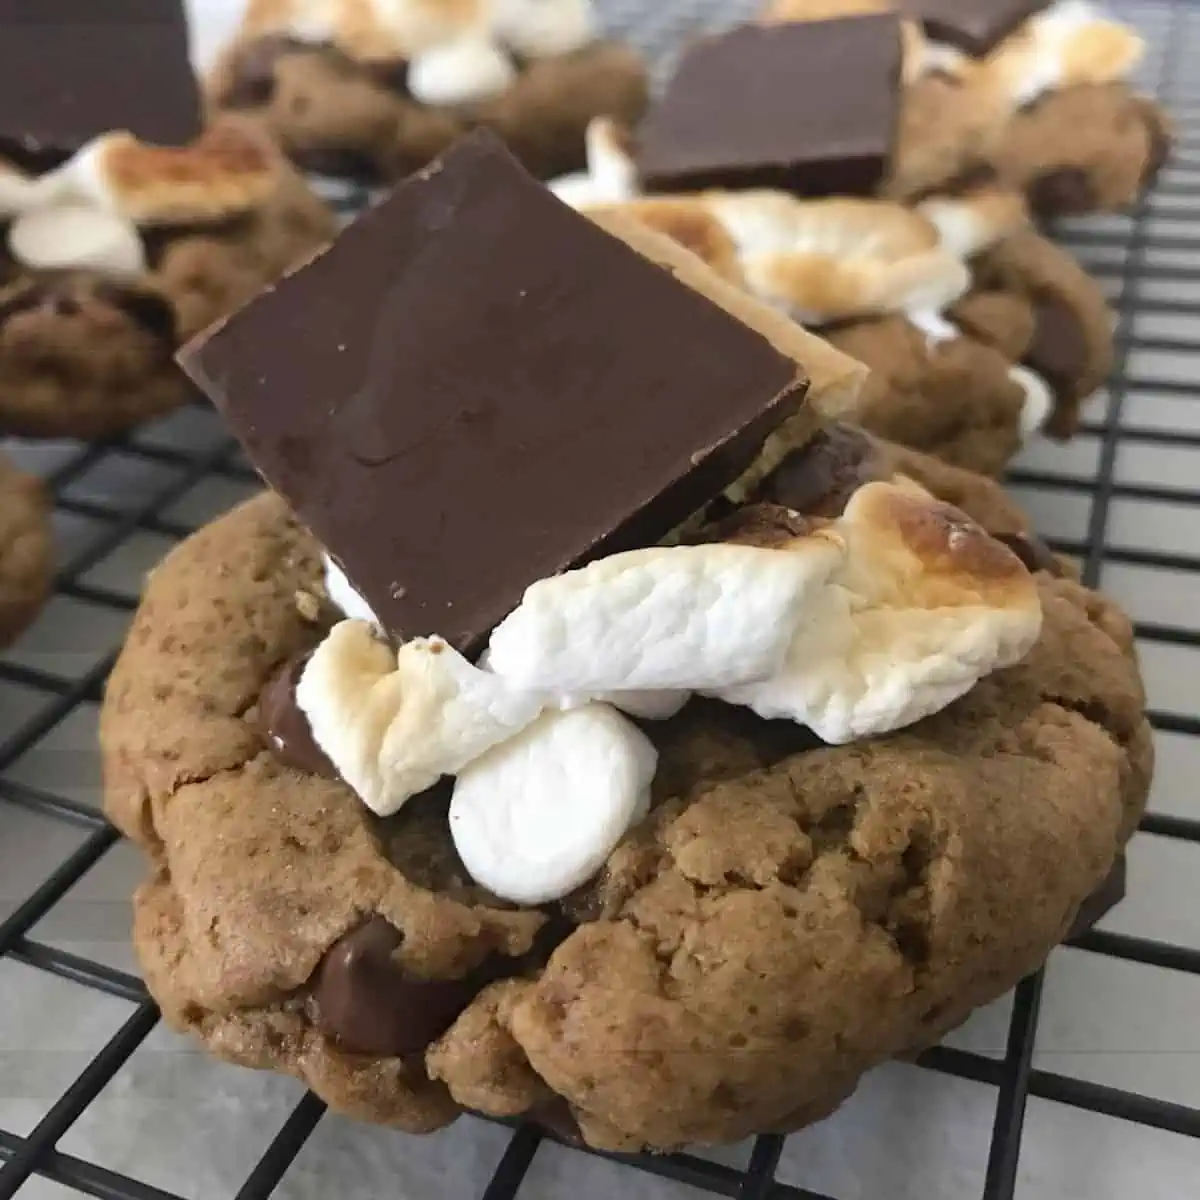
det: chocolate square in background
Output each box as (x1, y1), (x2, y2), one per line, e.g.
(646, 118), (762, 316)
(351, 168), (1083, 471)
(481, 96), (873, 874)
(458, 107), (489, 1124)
(0, 0), (202, 166)
(637, 16), (903, 198)
(181, 131), (808, 654)
(895, 0), (1049, 57)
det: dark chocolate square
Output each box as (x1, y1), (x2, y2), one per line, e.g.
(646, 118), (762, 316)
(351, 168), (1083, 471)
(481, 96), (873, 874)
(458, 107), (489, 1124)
(895, 0), (1049, 57)
(181, 131), (808, 653)
(637, 16), (903, 198)
(0, 0), (202, 165)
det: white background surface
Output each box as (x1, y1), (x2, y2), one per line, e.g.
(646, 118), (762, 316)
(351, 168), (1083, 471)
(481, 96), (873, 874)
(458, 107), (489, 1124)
(3, 1), (1200, 1197)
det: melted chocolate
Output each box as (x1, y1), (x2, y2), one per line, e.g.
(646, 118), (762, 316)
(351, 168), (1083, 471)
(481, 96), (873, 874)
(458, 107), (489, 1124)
(260, 656), (338, 778)
(759, 424), (888, 518)
(993, 532), (1064, 577)
(1028, 168), (1097, 217)
(1023, 298), (1087, 403)
(313, 914), (573, 1056)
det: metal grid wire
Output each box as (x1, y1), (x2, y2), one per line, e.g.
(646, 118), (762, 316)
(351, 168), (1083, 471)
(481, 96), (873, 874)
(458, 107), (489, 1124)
(1, 0), (1198, 1196)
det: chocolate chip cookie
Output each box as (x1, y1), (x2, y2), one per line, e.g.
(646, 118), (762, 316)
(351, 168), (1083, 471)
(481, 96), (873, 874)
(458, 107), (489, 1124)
(101, 421), (1148, 1149)
(0, 453), (51, 648)
(0, 120), (334, 440)
(207, 34), (648, 184)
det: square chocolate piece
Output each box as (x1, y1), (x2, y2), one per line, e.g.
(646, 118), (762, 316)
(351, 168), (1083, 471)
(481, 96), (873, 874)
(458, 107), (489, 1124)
(637, 16), (903, 198)
(895, 0), (1049, 57)
(181, 131), (808, 653)
(0, 0), (202, 167)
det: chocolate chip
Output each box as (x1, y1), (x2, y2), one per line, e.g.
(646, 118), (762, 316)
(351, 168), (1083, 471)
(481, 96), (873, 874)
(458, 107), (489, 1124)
(700, 503), (821, 549)
(1027, 168), (1096, 217)
(528, 1096), (584, 1146)
(93, 283), (177, 348)
(993, 532), (1063, 577)
(223, 34), (309, 109)
(1023, 297), (1088, 402)
(313, 914), (574, 1057)
(759, 423), (887, 518)
(260, 655), (338, 778)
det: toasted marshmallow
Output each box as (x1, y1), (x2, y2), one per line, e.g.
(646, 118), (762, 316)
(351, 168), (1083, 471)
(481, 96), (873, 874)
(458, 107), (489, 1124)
(322, 554), (381, 627)
(32, 127), (277, 226)
(716, 482), (1043, 743)
(983, 0), (1145, 111)
(917, 189), (1031, 260)
(492, 0), (596, 58)
(297, 621), (546, 815)
(8, 205), (146, 277)
(450, 704), (656, 903)
(408, 35), (517, 105)
(1010, 364), (1055, 438)
(486, 538), (845, 696)
(706, 193), (972, 325)
(549, 117), (639, 207)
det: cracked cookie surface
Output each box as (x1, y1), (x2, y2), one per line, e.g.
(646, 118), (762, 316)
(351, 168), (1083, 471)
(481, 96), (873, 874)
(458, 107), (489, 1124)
(0, 453), (51, 648)
(102, 459), (1150, 1151)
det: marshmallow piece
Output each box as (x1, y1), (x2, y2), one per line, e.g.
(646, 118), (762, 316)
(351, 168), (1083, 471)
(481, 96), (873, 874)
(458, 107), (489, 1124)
(32, 128), (277, 226)
(716, 482), (1043, 744)
(297, 620), (546, 816)
(408, 36), (517, 106)
(984, 0), (1145, 111)
(1010, 364), (1054, 438)
(487, 538), (845, 695)
(323, 554), (382, 627)
(8, 205), (146, 277)
(0, 163), (36, 217)
(917, 190), (1031, 260)
(450, 703), (656, 904)
(706, 193), (971, 324)
(492, 0), (597, 58)
(549, 117), (638, 207)
(908, 309), (961, 345)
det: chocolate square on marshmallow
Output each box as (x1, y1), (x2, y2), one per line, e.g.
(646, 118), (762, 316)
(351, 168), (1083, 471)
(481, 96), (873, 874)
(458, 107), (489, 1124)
(637, 16), (903, 198)
(895, 0), (1050, 57)
(180, 131), (808, 654)
(0, 0), (202, 167)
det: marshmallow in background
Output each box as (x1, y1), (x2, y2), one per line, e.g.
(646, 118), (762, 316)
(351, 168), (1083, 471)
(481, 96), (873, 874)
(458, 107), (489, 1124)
(492, 0), (596, 58)
(716, 482), (1043, 743)
(486, 539), (845, 695)
(1010, 365), (1055, 438)
(297, 621), (546, 815)
(450, 703), (656, 904)
(8, 206), (146, 277)
(408, 35), (517, 105)
(549, 117), (638, 208)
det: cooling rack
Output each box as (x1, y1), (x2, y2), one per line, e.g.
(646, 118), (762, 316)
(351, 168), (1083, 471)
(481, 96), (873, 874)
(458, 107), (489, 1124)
(2, 1), (1199, 1197)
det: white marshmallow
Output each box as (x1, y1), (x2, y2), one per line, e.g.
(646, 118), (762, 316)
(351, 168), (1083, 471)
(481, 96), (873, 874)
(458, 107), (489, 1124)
(8, 205), (146, 277)
(549, 117), (637, 207)
(450, 703), (656, 904)
(908, 309), (961, 345)
(1010, 364), (1055, 438)
(408, 36), (517, 106)
(486, 540), (845, 695)
(492, 0), (596, 58)
(918, 198), (993, 260)
(322, 554), (382, 627)
(297, 620), (546, 815)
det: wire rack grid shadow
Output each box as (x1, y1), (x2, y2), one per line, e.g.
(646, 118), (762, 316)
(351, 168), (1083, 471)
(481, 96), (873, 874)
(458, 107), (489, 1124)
(2, 0), (1199, 1197)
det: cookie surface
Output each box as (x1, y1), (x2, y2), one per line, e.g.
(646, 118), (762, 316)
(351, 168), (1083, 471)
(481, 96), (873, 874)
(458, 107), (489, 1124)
(102, 470), (1150, 1151)
(209, 37), (648, 183)
(0, 453), (52, 648)
(0, 121), (334, 440)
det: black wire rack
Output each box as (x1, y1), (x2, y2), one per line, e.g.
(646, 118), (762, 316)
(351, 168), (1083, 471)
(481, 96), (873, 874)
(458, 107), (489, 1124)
(2, 1), (1199, 1197)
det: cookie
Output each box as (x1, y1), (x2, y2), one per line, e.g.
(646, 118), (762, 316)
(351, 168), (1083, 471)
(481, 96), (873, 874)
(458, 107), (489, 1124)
(761, 0), (1171, 214)
(0, 452), (52, 648)
(101, 462), (1149, 1150)
(952, 226), (1115, 437)
(571, 182), (1060, 476)
(0, 119), (334, 440)
(200, 2), (649, 182)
